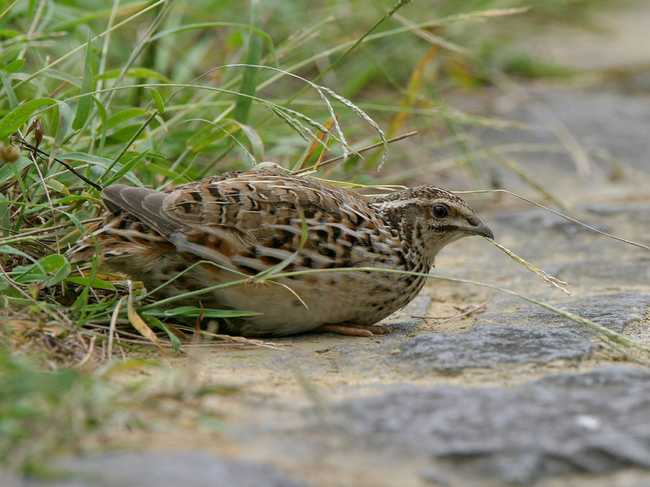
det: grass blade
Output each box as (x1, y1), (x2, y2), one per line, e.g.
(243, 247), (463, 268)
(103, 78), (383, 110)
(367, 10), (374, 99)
(233, 5), (262, 124)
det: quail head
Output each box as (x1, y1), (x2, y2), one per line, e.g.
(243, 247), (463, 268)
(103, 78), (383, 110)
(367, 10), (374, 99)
(91, 166), (493, 337)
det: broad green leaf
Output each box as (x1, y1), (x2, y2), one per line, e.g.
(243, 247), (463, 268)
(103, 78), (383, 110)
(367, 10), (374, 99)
(66, 276), (116, 291)
(72, 34), (98, 130)
(13, 254), (71, 287)
(233, 12), (262, 124)
(4, 58), (24, 73)
(102, 107), (148, 131)
(45, 179), (68, 194)
(108, 124), (142, 143)
(0, 98), (56, 139)
(0, 29), (20, 39)
(149, 88), (165, 115)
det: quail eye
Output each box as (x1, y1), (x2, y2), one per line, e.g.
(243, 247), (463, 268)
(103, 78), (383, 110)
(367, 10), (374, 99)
(432, 204), (449, 219)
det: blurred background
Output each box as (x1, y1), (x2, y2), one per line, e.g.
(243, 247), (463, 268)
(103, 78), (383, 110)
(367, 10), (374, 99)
(3, 0), (647, 196)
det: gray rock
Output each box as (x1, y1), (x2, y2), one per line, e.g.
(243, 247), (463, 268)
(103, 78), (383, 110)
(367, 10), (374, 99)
(479, 292), (650, 333)
(399, 326), (591, 372)
(326, 367), (650, 485)
(398, 293), (650, 371)
(24, 452), (304, 487)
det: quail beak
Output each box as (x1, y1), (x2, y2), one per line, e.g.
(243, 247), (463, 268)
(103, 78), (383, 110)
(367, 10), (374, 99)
(471, 223), (494, 240)
(463, 216), (495, 240)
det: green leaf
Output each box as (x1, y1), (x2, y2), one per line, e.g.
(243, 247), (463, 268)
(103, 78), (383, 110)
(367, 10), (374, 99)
(0, 29), (20, 39)
(58, 152), (143, 186)
(13, 254), (71, 287)
(146, 316), (183, 353)
(66, 276), (116, 291)
(93, 97), (108, 128)
(72, 285), (90, 311)
(54, 101), (74, 146)
(233, 14), (262, 124)
(0, 274), (9, 292)
(72, 34), (98, 131)
(102, 107), (148, 131)
(4, 58), (24, 73)
(186, 123), (228, 153)
(186, 119), (262, 160)
(143, 306), (260, 318)
(96, 67), (170, 83)
(102, 151), (147, 186)
(44, 102), (60, 143)
(0, 71), (18, 108)
(0, 45), (21, 66)
(0, 98), (57, 140)
(0, 244), (35, 261)
(0, 196), (10, 238)
(149, 88), (165, 115)
(0, 157), (30, 185)
(236, 122), (264, 161)
(50, 2), (150, 31)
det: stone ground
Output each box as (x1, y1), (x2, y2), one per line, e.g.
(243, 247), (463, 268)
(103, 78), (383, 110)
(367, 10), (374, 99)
(10, 3), (650, 487)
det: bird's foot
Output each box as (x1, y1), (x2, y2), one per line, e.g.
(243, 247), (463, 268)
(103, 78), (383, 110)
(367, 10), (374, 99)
(316, 323), (391, 337)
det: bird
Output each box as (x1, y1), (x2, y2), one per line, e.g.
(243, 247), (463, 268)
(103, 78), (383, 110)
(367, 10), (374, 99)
(89, 164), (493, 337)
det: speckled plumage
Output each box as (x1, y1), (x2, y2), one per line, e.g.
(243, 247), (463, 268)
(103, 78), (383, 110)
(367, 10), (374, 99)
(92, 165), (493, 336)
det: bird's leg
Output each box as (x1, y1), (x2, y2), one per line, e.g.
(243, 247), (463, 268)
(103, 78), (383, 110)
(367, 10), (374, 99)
(316, 323), (392, 337)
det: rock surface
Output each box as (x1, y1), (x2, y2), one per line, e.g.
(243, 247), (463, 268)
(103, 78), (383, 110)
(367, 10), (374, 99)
(398, 326), (592, 372)
(321, 367), (650, 485)
(23, 452), (304, 487)
(478, 293), (650, 334)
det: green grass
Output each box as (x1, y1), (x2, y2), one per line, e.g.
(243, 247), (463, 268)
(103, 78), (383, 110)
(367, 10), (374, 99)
(0, 0), (625, 475)
(0, 347), (234, 475)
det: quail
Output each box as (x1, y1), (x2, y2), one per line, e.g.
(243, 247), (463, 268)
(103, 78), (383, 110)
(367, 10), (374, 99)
(92, 165), (493, 337)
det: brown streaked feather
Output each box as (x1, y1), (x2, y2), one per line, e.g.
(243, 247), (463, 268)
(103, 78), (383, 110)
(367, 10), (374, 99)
(100, 170), (402, 273)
